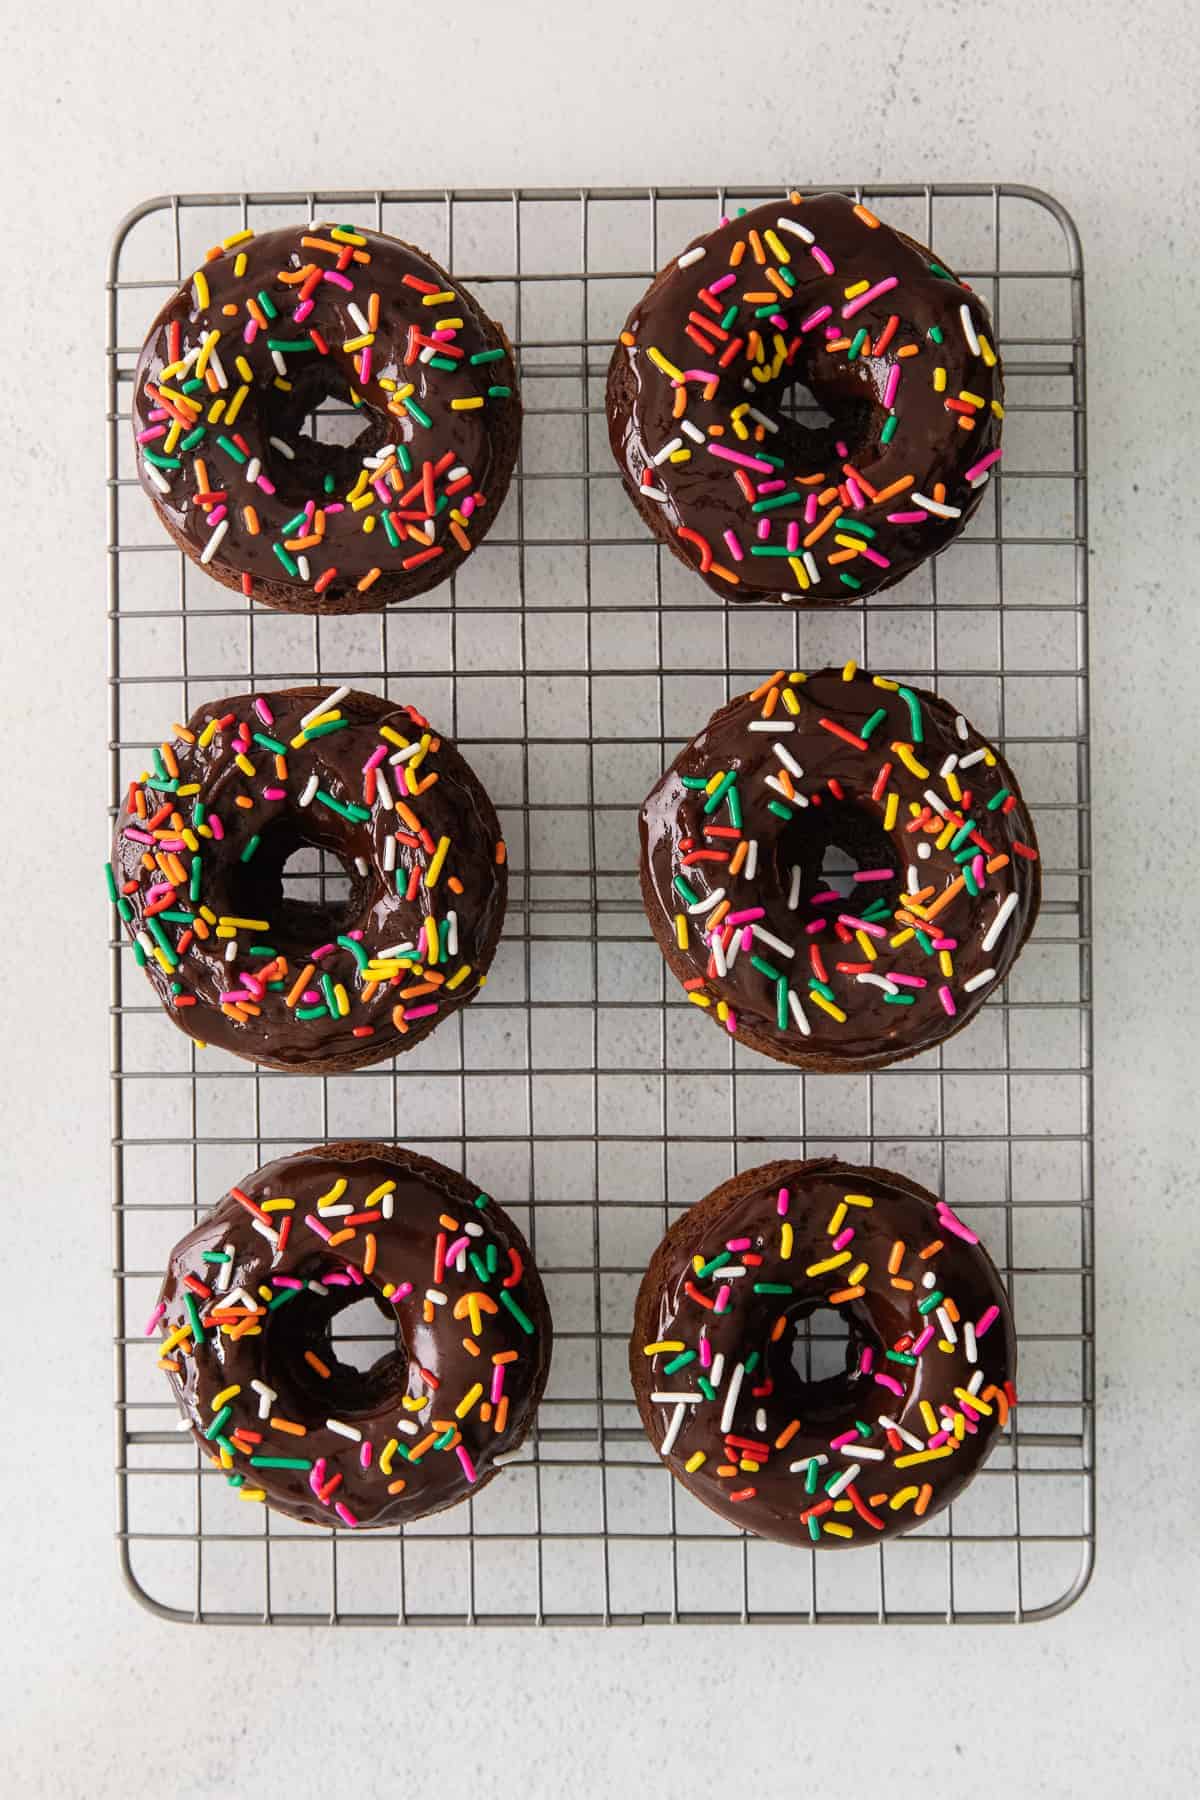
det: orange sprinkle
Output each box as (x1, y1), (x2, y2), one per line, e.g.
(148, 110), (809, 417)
(363, 1232), (377, 1276)
(269, 1417), (307, 1436)
(493, 1395), (509, 1434)
(887, 1240), (905, 1274)
(304, 1352), (331, 1379)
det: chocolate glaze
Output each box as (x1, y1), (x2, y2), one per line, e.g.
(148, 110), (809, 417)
(630, 1159), (1016, 1548)
(158, 1142), (552, 1528)
(110, 685), (506, 1072)
(132, 224), (520, 613)
(640, 667), (1040, 1070)
(607, 192), (1002, 606)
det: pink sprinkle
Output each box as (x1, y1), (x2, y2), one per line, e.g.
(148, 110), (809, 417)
(841, 275), (900, 320)
(860, 547), (891, 569)
(739, 926), (754, 952)
(800, 304), (833, 333)
(756, 518), (771, 541)
(293, 300), (314, 324)
(136, 425), (167, 445)
(404, 1004), (439, 1020)
(272, 1277), (303, 1289)
(243, 319), (258, 345)
(887, 509), (928, 524)
(770, 312), (788, 330)
(839, 914), (886, 938)
(145, 882), (173, 903)
(444, 1234), (470, 1266)
(334, 1502), (358, 1528)
(304, 1214), (333, 1242)
(311, 942), (335, 960)
(805, 918), (826, 935)
(804, 493), (819, 525)
(832, 1227), (855, 1251)
(726, 1237), (752, 1252)
(346, 1265), (364, 1287)
(859, 1346), (875, 1374)
(490, 1363), (506, 1404)
(679, 369), (720, 384)
(853, 868), (893, 883)
(363, 745), (387, 772)
(938, 984), (957, 1017)
(217, 989), (253, 1005)
(883, 363), (901, 409)
(776, 1188), (789, 1217)
(911, 1324), (935, 1355)
(927, 1431), (950, 1450)
(786, 521), (800, 552)
(256, 475), (277, 496)
(830, 1430), (859, 1449)
(324, 1274), (352, 1287)
(254, 697), (274, 725)
(431, 328), (457, 343)
(810, 244), (835, 275)
(322, 269), (354, 290)
(242, 974), (265, 999)
(144, 1302), (166, 1336)
(888, 973), (928, 989)
(875, 1372), (906, 1396)
(972, 853), (986, 887)
(324, 502), (345, 516)
(310, 1458), (327, 1497)
(726, 908), (765, 926)
(456, 1445), (478, 1484)
(389, 1282), (414, 1305)
(350, 930), (364, 941)
(373, 479), (390, 505)
(709, 273), (736, 294)
(964, 448), (1002, 482)
(757, 478), (788, 495)
(262, 785), (286, 800)
(123, 827), (155, 845)
(209, 815), (225, 841)
(706, 443), (776, 473)
(724, 1010), (737, 1035)
(699, 1336), (713, 1368)
(976, 1304), (1000, 1338)
(208, 504), (227, 527)
(845, 476), (866, 510)
(461, 495), (476, 519)
(938, 1203), (980, 1244)
(714, 1285), (732, 1314)
(301, 989), (320, 1004)
(723, 528), (744, 562)
(932, 936), (956, 950)
(811, 890), (840, 906)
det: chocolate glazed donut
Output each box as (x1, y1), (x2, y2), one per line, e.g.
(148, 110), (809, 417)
(607, 191), (1002, 605)
(132, 222), (520, 612)
(639, 664), (1040, 1071)
(108, 685), (507, 1073)
(154, 1142), (552, 1529)
(631, 1159), (1016, 1549)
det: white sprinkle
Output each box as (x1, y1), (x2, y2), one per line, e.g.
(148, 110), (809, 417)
(347, 302), (371, 334)
(789, 1454), (828, 1474)
(826, 1463), (860, 1498)
(302, 685), (350, 726)
(209, 350), (228, 391)
(709, 931), (728, 978)
(449, 465), (469, 481)
(326, 1418), (362, 1441)
(937, 1307), (958, 1345)
(765, 773), (808, 807)
(297, 555), (310, 582)
(354, 857), (369, 878)
(383, 837), (397, 873)
(425, 1288), (447, 1305)
(917, 842), (931, 861)
(419, 345), (436, 365)
(307, 1281), (328, 1295)
(787, 866), (802, 911)
(709, 1353), (726, 1391)
(939, 754), (959, 780)
(720, 1267), (748, 1279)
(776, 214), (815, 244)
(270, 351), (288, 377)
(395, 1419), (419, 1436)
(381, 1191), (394, 1220)
(640, 483), (670, 504)
(660, 1403), (687, 1456)
(687, 886), (726, 915)
(749, 719), (793, 731)
(923, 788), (951, 816)
(719, 1362), (745, 1434)
(959, 302), (981, 356)
(747, 407), (780, 434)
(447, 911), (459, 956)
(250, 1379), (276, 1420)
(377, 942), (415, 958)
(389, 740), (423, 764)
(965, 1322), (979, 1364)
(773, 741), (804, 779)
(744, 839), (758, 880)
(216, 1245), (235, 1293)
(199, 520), (228, 566)
(879, 1414), (924, 1451)
(857, 972), (899, 995)
(464, 1220), (484, 1238)
(650, 1391), (698, 1405)
(680, 418), (706, 444)
(981, 891), (1019, 953)
(144, 462), (172, 495)
(802, 551), (820, 586)
(922, 1270), (937, 1289)
(224, 939), (238, 962)
(967, 1368), (985, 1395)
(677, 245), (706, 269)
(957, 747), (988, 769)
(955, 714), (970, 741)
(755, 1408), (767, 1433)
(652, 437), (684, 466)
(751, 922), (794, 959)
(245, 457), (262, 484)
(963, 968), (996, 993)
(298, 773), (319, 807)
(251, 1219), (279, 1247)
(845, 1443), (886, 1461)
(788, 989), (811, 1037)
(910, 491), (962, 519)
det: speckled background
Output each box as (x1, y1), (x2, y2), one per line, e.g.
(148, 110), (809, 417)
(0, 1), (1195, 1792)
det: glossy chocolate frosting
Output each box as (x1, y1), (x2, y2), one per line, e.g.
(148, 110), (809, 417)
(132, 223), (520, 612)
(110, 685), (506, 1072)
(607, 191), (1002, 605)
(158, 1142), (552, 1528)
(639, 666), (1040, 1070)
(630, 1158), (1016, 1548)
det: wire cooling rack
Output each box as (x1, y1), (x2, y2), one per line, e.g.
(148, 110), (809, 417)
(107, 184), (1093, 1625)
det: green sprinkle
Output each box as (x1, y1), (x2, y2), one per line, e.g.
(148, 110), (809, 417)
(117, 897), (133, 923)
(486, 1243), (498, 1274)
(189, 859), (202, 902)
(146, 916), (177, 966)
(727, 786), (743, 829)
(396, 444), (413, 473)
(884, 993), (915, 1005)
(749, 544), (798, 557)
(499, 1290), (535, 1335)
(928, 264), (953, 282)
(754, 303), (781, 318)
(949, 818), (977, 852)
(880, 415), (899, 444)
(807, 1515), (821, 1543)
(280, 509), (308, 534)
(181, 378), (205, 394)
(751, 491), (806, 514)
(248, 1456), (313, 1471)
(382, 511), (401, 549)
(681, 775), (710, 789)
(406, 398), (433, 428)
(315, 789), (371, 822)
(839, 572), (863, 591)
(487, 385), (513, 398)
(469, 348), (506, 365)
(104, 862), (119, 904)
(200, 1251), (231, 1264)
(929, 323), (945, 342)
(303, 719), (350, 742)
(267, 1287), (301, 1311)
(142, 450), (181, 470)
(915, 928), (934, 955)
(917, 1290), (944, 1315)
(753, 1282), (793, 1295)
(703, 769), (737, 814)
(698, 1377), (717, 1401)
(673, 874), (701, 907)
(240, 835), (261, 863)
(696, 1250), (732, 1279)
(808, 978), (836, 1003)
(897, 685), (924, 743)
(776, 978), (789, 1031)
(962, 863), (981, 897)
(132, 941), (146, 967)
(847, 327), (869, 361)
(204, 1405), (232, 1440)
(256, 289), (278, 320)
(663, 1350), (696, 1375)
(887, 1350), (918, 1366)
(835, 516), (876, 539)
(184, 1293), (205, 1345)
(805, 1458), (820, 1495)
(855, 1421), (874, 1440)
(158, 910), (196, 925)
(720, 305), (739, 330)
(321, 973), (338, 1018)
(266, 336), (317, 352)
(744, 1351), (760, 1375)
(778, 264), (797, 288)
(768, 799), (795, 821)
(434, 1429), (456, 1451)
(252, 732), (287, 754)
(336, 933), (369, 972)
(216, 434), (247, 464)
(987, 788), (1012, 812)
(469, 1251), (490, 1285)
(272, 543), (300, 578)
(474, 1192), (490, 1209)
(323, 472), (336, 494)
(750, 953), (781, 981)
(295, 1004), (327, 1021)
(180, 427), (206, 451)
(428, 354), (458, 371)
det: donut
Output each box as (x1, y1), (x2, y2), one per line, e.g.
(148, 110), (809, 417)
(107, 684), (506, 1073)
(630, 1158), (1016, 1548)
(132, 222), (520, 613)
(639, 662), (1040, 1071)
(151, 1142), (552, 1528)
(607, 191), (1002, 606)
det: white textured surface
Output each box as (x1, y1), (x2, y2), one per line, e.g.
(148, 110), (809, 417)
(0, 1), (1196, 1791)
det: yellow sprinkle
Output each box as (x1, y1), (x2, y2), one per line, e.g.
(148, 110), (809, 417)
(221, 228), (254, 249)
(225, 384), (249, 426)
(843, 1194), (875, 1208)
(425, 835), (451, 887)
(684, 1451), (707, 1474)
(674, 913), (689, 951)
(192, 269), (210, 308)
(843, 278), (869, 298)
(823, 1522), (854, 1539)
(806, 1251), (851, 1277)
(424, 916), (439, 965)
(895, 1446), (955, 1468)
(855, 930), (878, 963)
(704, 769), (726, 795)
(955, 1386), (993, 1415)
(333, 983), (350, 1017)
(151, 946), (173, 974)
(933, 366), (948, 393)
(195, 328), (220, 378)
(260, 1198), (295, 1213)
(715, 1000), (729, 1023)
(893, 743), (930, 780)
(647, 345), (685, 381)
(889, 1485), (920, 1511)
(781, 686), (801, 715)
(238, 1488), (266, 1503)
(959, 389), (986, 408)
(380, 1438), (398, 1476)
(787, 555), (811, 590)
(945, 770), (963, 803)
(420, 289), (456, 305)
(379, 726), (410, 748)
(841, 659), (857, 681)
(780, 1222), (793, 1260)
(342, 333), (375, 352)
(827, 1203), (847, 1236)
(952, 1410), (966, 1434)
(455, 1383), (484, 1419)
(363, 515), (376, 534)
(810, 992), (847, 1023)
(979, 334), (998, 367)
(450, 396), (485, 410)
(883, 791), (899, 832)
(643, 1341), (685, 1356)
(211, 1384), (241, 1410)
(317, 1178), (348, 1211)
(919, 1400), (938, 1436)
(216, 915), (269, 930)
(206, 398), (226, 425)
(234, 752), (256, 777)
(687, 991), (712, 1009)
(847, 1261), (869, 1285)
(872, 675), (899, 691)
(991, 399), (1005, 419)
(935, 821), (957, 851)
(233, 252), (247, 277)
(160, 1322), (192, 1353)
(890, 926), (914, 948)
(445, 963), (473, 991)
(939, 950), (954, 978)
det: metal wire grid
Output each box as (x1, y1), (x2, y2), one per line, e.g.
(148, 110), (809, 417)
(107, 184), (1093, 1625)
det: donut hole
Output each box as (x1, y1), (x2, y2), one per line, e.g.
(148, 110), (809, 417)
(224, 818), (369, 961)
(268, 1276), (408, 1422)
(263, 364), (396, 505)
(775, 802), (901, 924)
(777, 1302), (874, 1429)
(769, 363), (872, 466)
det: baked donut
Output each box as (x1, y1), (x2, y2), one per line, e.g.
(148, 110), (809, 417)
(640, 662), (1040, 1070)
(631, 1158), (1016, 1548)
(132, 222), (520, 612)
(151, 1142), (551, 1528)
(107, 684), (506, 1072)
(607, 191), (1002, 605)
